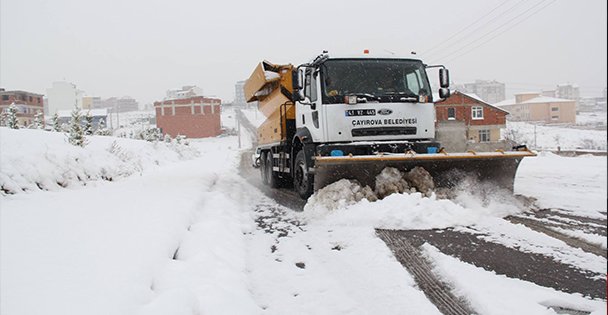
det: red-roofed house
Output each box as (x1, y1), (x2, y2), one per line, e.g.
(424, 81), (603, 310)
(435, 91), (509, 150)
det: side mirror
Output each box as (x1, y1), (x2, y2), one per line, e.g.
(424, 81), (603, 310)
(292, 70), (304, 102)
(439, 68), (450, 88)
(439, 88), (450, 99)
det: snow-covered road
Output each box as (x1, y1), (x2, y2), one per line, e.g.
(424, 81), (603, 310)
(1, 113), (606, 314)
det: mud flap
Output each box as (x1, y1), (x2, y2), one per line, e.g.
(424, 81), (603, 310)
(313, 151), (535, 192)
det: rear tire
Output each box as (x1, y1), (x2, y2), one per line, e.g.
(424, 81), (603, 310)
(293, 150), (313, 199)
(260, 151), (269, 185)
(266, 152), (279, 188)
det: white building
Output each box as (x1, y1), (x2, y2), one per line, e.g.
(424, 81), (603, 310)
(556, 84), (580, 101)
(45, 81), (84, 115)
(458, 80), (506, 104)
(165, 86), (204, 100)
(234, 81), (247, 106)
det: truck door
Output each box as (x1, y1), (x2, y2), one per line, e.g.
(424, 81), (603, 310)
(297, 68), (324, 142)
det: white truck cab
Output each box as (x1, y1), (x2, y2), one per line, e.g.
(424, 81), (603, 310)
(295, 54), (442, 147)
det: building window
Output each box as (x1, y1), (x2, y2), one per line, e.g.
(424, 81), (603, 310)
(447, 107), (455, 120)
(478, 129), (490, 142)
(1, 95), (8, 101)
(472, 106), (484, 120)
(551, 107), (559, 111)
(551, 115), (559, 120)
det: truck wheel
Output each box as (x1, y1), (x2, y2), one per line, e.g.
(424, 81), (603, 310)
(260, 151), (269, 185)
(293, 150), (313, 199)
(266, 152), (279, 188)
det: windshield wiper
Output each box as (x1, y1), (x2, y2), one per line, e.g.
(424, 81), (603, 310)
(377, 91), (419, 102)
(346, 93), (379, 102)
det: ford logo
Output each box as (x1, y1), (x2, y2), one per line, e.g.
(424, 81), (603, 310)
(378, 109), (393, 115)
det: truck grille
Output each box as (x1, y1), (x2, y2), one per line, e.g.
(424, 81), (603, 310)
(352, 127), (417, 137)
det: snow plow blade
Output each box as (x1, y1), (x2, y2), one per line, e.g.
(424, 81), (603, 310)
(313, 150), (536, 192)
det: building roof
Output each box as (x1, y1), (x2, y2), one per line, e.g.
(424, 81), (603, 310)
(493, 98), (516, 107)
(0, 90), (44, 96)
(494, 95), (573, 107)
(452, 90), (510, 114)
(521, 96), (574, 104)
(461, 92), (484, 103)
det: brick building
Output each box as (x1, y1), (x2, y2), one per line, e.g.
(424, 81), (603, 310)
(0, 89), (45, 127)
(154, 96), (221, 138)
(435, 91), (509, 151)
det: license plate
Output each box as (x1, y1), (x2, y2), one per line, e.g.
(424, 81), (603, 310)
(345, 109), (376, 116)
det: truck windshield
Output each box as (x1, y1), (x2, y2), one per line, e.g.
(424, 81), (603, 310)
(321, 59), (432, 104)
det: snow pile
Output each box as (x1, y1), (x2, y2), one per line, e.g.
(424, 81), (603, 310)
(304, 184), (522, 230)
(0, 128), (199, 194)
(374, 167), (409, 198)
(403, 166), (435, 196)
(308, 166), (438, 211)
(304, 165), (523, 230)
(264, 70), (280, 81)
(306, 179), (377, 210)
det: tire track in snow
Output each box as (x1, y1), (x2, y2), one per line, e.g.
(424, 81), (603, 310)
(377, 229), (475, 315)
(394, 228), (606, 300)
(506, 215), (607, 258)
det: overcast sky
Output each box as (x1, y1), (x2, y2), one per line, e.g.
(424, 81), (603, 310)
(1, 0), (606, 104)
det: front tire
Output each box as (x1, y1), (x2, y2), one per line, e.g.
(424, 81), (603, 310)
(293, 150), (313, 199)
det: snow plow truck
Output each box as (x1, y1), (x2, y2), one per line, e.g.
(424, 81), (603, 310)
(245, 51), (535, 199)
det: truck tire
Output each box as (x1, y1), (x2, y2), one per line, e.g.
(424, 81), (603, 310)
(260, 151), (269, 185)
(266, 152), (279, 188)
(293, 150), (313, 199)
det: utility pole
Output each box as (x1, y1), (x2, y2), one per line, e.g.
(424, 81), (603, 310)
(534, 123), (537, 149)
(115, 103), (120, 128)
(237, 111), (242, 149)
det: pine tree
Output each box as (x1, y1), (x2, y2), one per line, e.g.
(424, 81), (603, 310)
(68, 107), (86, 147)
(95, 118), (110, 136)
(84, 112), (93, 135)
(164, 133), (172, 143)
(7, 104), (19, 129)
(33, 111), (44, 129)
(175, 134), (186, 145)
(0, 110), (6, 127)
(52, 113), (61, 132)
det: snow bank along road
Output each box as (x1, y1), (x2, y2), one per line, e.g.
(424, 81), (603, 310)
(1, 121), (607, 315)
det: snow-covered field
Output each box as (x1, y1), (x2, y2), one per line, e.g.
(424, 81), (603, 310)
(505, 115), (607, 151)
(1, 108), (606, 314)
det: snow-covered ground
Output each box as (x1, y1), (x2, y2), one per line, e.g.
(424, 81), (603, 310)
(576, 112), (607, 126)
(1, 107), (606, 314)
(505, 115), (607, 151)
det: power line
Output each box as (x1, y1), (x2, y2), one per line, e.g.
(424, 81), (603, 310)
(422, 0), (512, 56)
(430, 0), (552, 63)
(425, 0), (531, 59)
